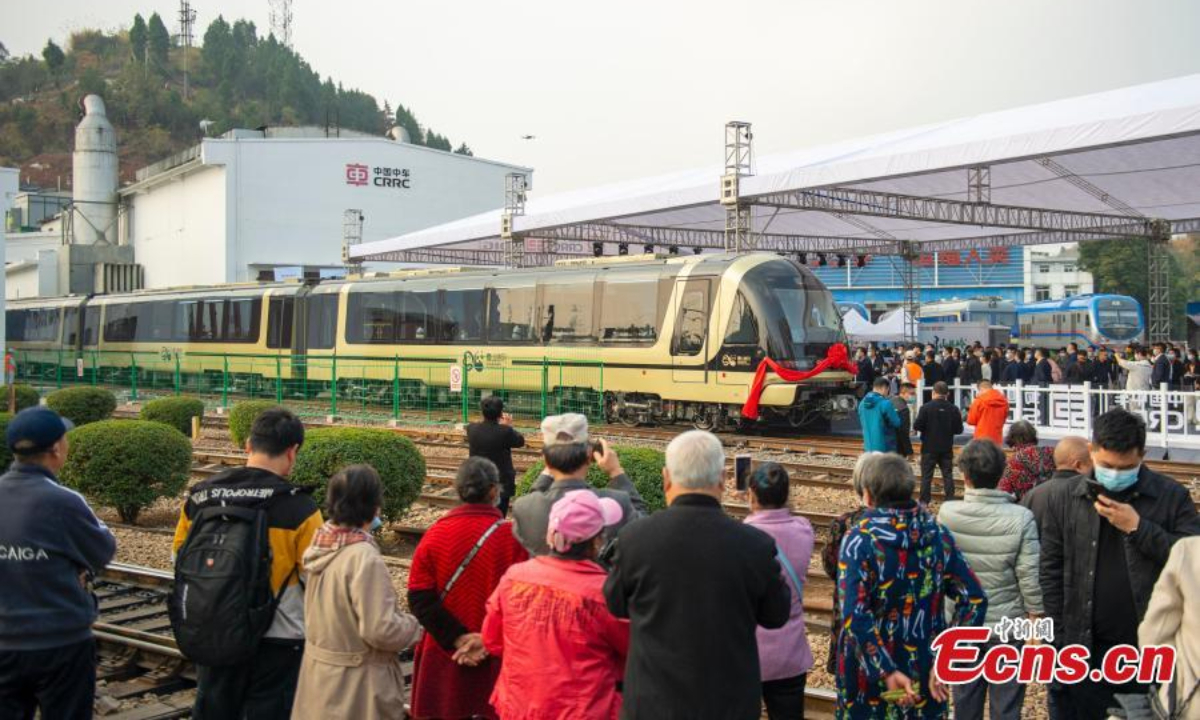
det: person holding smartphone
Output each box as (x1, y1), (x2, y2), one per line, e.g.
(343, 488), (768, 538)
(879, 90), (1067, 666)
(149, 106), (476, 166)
(1038, 409), (1200, 719)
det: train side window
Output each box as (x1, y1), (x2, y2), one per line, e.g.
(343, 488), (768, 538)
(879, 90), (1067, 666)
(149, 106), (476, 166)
(673, 285), (708, 356)
(266, 298), (295, 349)
(306, 294), (339, 350)
(486, 286), (536, 343)
(540, 281), (596, 344)
(63, 308), (80, 345)
(180, 300), (220, 342)
(140, 302), (177, 342)
(440, 290), (485, 342)
(103, 304), (136, 342)
(398, 292), (436, 343)
(723, 291), (759, 345)
(82, 307), (100, 346)
(599, 279), (659, 343)
(225, 298), (261, 343)
(5, 310), (25, 342)
(347, 292), (397, 344)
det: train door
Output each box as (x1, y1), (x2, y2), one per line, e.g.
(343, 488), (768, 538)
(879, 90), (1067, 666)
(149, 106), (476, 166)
(671, 278), (710, 383)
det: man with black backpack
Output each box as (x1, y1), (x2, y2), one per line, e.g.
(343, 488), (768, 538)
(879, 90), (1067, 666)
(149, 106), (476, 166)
(171, 408), (322, 720)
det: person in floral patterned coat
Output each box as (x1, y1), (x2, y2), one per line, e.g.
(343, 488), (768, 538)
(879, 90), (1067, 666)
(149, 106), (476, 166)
(997, 421), (1055, 501)
(836, 454), (987, 719)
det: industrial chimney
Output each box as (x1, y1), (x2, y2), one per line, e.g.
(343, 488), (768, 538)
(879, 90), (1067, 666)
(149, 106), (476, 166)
(72, 94), (118, 245)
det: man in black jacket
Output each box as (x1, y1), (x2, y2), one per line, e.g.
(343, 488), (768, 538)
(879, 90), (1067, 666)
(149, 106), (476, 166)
(0, 407), (116, 720)
(912, 381), (964, 504)
(854, 347), (876, 386)
(1000, 348), (1023, 384)
(941, 348), (960, 384)
(1039, 409), (1200, 719)
(1089, 348), (1116, 389)
(1150, 343), (1174, 388)
(1022, 435), (1092, 533)
(466, 396), (526, 515)
(603, 430), (790, 720)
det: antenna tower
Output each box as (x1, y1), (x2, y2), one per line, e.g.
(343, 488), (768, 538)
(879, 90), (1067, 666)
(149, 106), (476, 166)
(176, 0), (197, 99)
(269, 0), (294, 48)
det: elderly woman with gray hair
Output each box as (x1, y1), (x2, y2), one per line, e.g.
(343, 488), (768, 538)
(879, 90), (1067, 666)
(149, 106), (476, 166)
(938, 440), (1043, 720)
(835, 453), (987, 719)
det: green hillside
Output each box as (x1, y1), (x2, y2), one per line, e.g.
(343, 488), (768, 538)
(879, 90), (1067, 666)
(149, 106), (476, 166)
(0, 14), (470, 188)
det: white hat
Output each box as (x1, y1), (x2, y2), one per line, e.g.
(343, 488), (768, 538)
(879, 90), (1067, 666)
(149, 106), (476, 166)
(540, 413), (589, 447)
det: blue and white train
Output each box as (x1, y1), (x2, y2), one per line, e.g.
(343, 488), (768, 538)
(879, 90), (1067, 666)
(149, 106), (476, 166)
(917, 298), (1017, 327)
(1013, 294), (1144, 348)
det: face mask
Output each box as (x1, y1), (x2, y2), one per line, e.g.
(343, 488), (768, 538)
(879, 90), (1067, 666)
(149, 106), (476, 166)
(369, 515), (383, 532)
(1167, 353), (1177, 361)
(1095, 464), (1140, 493)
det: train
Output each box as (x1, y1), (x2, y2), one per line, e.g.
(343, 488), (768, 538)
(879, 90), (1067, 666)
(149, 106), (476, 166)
(5, 252), (857, 430)
(1013, 294), (1145, 348)
(917, 298), (1018, 327)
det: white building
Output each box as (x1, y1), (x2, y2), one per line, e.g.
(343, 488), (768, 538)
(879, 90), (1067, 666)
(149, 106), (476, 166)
(119, 126), (530, 288)
(0, 167), (19, 347)
(1023, 244), (1095, 301)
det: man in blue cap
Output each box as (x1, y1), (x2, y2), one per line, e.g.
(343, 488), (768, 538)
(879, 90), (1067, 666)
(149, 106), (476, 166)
(0, 406), (116, 719)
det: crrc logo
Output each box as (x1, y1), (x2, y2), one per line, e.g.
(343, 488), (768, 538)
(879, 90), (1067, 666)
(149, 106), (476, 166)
(345, 163), (369, 186)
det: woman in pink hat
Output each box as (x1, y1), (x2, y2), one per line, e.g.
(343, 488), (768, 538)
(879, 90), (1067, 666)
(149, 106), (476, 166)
(479, 490), (631, 720)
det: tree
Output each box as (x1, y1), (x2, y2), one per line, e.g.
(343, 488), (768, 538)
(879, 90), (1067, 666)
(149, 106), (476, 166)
(42, 39), (65, 83)
(424, 129), (452, 151)
(130, 14), (147, 62)
(394, 103), (421, 145)
(454, 142), (473, 156)
(147, 13), (170, 69)
(0, 41), (10, 63)
(1078, 238), (1191, 338)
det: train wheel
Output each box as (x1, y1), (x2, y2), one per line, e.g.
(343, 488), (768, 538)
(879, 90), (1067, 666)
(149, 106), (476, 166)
(692, 406), (723, 432)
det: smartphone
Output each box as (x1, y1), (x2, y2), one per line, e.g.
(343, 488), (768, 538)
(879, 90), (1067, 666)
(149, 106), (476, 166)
(1084, 478), (1106, 502)
(734, 454), (753, 491)
(589, 439), (604, 458)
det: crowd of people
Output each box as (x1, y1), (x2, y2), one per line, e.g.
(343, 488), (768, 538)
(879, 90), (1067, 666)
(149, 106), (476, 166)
(1, 387), (1200, 718)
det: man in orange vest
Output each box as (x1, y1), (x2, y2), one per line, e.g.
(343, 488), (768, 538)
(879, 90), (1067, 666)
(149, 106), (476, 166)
(966, 379), (1009, 445)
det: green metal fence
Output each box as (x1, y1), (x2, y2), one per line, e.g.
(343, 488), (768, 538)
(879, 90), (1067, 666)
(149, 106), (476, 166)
(8, 349), (605, 424)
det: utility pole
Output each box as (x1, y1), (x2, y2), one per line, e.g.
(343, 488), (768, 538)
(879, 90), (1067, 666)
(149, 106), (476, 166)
(269, 0), (294, 48)
(176, 0), (196, 99)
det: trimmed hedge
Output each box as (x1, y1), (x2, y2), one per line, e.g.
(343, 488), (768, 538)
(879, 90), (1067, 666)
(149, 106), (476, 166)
(229, 400), (278, 448)
(290, 427), (425, 521)
(61, 419), (192, 523)
(517, 445), (667, 513)
(0, 413), (12, 468)
(45, 387), (117, 426)
(140, 396), (206, 436)
(0, 385), (40, 412)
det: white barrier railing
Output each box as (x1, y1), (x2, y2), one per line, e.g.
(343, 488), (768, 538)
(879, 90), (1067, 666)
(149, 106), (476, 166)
(912, 380), (1200, 454)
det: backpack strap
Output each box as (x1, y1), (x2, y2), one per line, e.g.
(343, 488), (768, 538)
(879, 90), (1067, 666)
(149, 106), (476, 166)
(775, 547), (804, 605)
(440, 519), (505, 602)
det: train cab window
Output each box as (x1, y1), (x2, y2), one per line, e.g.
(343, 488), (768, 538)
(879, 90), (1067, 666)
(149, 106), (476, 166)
(225, 298), (261, 343)
(441, 290), (485, 342)
(486, 286), (536, 343)
(539, 282), (596, 344)
(599, 279), (660, 343)
(672, 284), (709, 356)
(306, 294), (339, 350)
(723, 292), (759, 345)
(82, 307), (100, 346)
(266, 297), (295, 349)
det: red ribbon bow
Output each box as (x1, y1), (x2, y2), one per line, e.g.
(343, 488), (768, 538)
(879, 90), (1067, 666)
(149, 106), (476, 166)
(740, 342), (857, 420)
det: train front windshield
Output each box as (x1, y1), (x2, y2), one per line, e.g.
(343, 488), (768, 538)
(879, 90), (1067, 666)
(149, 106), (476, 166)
(1095, 298), (1142, 340)
(741, 261), (845, 363)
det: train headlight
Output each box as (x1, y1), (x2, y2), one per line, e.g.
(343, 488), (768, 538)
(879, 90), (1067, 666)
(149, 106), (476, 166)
(834, 394), (857, 412)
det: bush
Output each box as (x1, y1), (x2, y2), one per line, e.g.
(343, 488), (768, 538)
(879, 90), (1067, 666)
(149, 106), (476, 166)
(140, 396), (205, 436)
(0, 385), (40, 412)
(60, 419), (192, 523)
(517, 445), (667, 513)
(0, 413), (12, 469)
(45, 387), (117, 426)
(290, 428), (425, 521)
(229, 400), (278, 448)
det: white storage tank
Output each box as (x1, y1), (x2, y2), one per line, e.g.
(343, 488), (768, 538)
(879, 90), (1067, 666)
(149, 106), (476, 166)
(72, 94), (119, 244)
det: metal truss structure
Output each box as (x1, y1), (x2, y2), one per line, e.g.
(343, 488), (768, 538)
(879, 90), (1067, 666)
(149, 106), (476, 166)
(358, 118), (1195, 337)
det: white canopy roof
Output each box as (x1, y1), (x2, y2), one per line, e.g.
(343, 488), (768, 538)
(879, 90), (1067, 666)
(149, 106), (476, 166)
(354, 73), (1200, 262)
(844, 308), (911, 343)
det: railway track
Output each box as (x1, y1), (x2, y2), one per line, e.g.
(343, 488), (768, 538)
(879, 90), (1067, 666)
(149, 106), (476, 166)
(94, 562), (836, 718)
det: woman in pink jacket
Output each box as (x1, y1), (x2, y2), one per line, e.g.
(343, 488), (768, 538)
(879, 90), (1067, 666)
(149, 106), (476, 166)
(481, 491), (630, 720)
(744, 462), (815, 719)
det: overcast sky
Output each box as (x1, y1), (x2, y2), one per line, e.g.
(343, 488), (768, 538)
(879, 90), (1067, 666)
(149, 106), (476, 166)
(7, 0), (1200, 196)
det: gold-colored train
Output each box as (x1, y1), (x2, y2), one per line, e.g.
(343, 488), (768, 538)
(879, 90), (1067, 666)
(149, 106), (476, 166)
(5, 252), (856, 429)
